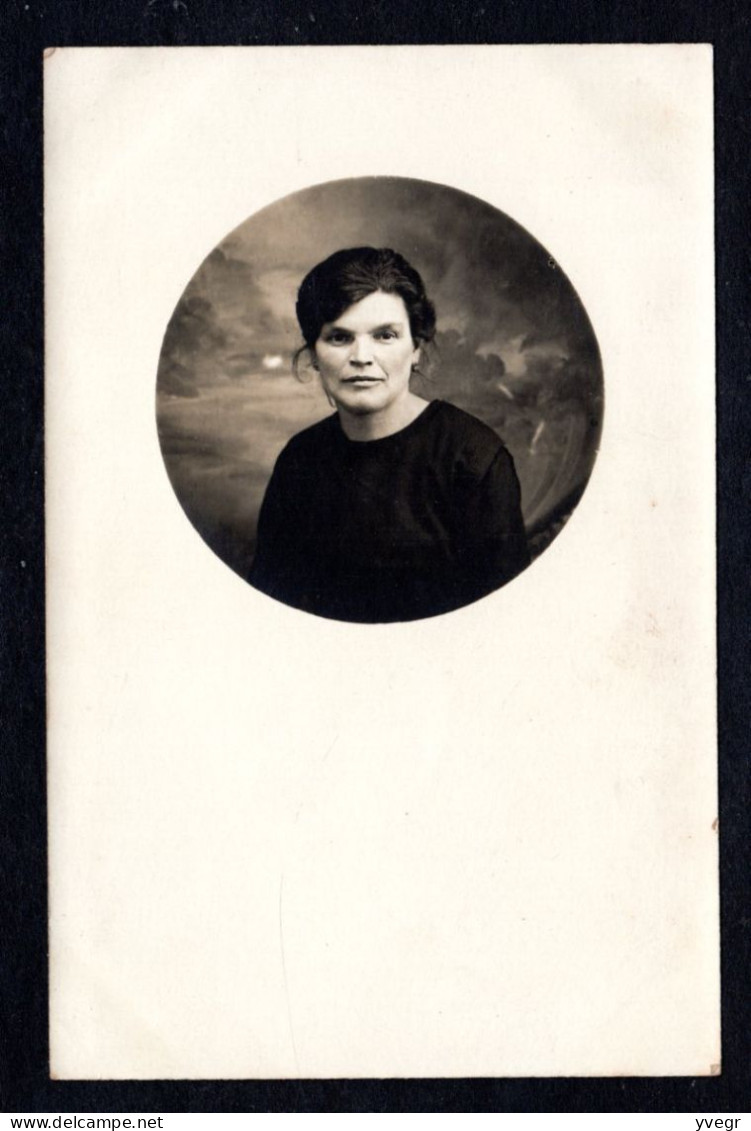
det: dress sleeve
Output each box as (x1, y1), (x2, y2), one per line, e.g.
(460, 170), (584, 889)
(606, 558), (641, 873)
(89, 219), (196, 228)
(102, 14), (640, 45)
(248, 446), (309, 605)
(451, 444), (530, 602)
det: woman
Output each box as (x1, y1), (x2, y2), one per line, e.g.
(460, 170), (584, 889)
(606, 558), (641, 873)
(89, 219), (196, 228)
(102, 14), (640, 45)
(249, 247), (529, 622)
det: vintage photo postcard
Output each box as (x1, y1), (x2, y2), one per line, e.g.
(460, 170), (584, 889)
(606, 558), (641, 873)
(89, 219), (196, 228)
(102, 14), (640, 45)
(45, 45), (718, 1079)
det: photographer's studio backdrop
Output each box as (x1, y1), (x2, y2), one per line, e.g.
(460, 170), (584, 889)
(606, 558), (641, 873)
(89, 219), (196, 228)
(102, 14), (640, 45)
(45, 47), (718, 1079)
(156, 177), (603, 579)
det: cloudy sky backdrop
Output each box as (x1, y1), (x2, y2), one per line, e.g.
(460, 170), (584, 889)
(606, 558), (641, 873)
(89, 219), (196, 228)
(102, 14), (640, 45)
(156, 177), (603, 577)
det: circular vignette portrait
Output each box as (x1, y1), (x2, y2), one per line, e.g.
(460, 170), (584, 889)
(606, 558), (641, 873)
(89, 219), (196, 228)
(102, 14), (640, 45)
(156, 177), (604, 625)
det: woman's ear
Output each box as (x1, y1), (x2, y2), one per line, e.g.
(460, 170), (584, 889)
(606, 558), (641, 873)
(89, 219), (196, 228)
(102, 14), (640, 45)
(292, 344), (319, 381)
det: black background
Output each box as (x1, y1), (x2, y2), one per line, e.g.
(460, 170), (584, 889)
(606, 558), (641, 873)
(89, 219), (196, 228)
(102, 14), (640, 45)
(2, 0), (749, 1114)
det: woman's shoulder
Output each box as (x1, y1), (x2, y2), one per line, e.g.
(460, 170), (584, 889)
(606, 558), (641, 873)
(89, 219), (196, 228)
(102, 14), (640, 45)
(428, 400), (509, 465)
(431, 399), (503, 439)
(278, 412), (340, 458)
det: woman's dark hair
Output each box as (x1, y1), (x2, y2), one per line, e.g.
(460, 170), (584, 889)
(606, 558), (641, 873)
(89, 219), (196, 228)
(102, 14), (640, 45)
(295, 247), (437, 351)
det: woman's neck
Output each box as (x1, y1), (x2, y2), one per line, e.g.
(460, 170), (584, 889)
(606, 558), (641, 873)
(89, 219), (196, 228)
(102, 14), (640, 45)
(337, 392), (429, 442)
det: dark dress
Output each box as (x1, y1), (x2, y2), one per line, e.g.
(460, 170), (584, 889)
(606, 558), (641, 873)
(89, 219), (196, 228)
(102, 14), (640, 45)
(249, 399), (529, 623)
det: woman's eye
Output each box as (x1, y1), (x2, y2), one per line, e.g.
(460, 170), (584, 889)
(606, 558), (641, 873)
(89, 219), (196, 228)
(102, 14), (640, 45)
(326, 332), (350, 345)
(375, 330), (397, 341)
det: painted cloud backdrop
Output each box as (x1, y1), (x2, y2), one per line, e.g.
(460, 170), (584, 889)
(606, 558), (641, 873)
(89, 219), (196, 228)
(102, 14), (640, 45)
(157, 178), (603, 577)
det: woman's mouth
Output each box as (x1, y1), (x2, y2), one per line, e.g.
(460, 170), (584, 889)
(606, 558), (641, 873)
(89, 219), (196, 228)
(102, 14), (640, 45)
(341, 376), (384, 385)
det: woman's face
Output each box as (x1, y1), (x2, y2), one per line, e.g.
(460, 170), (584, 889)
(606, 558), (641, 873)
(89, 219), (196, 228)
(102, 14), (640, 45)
(314, 290), (420, 421)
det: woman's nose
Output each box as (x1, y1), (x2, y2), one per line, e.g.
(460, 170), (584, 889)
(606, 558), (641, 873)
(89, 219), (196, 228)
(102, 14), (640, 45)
(350, 337), (373, 365)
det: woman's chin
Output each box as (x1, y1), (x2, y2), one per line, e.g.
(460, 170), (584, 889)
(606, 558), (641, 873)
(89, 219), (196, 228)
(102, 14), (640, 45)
(337, 400), (381, 417)
(334, 389), (389, 415)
